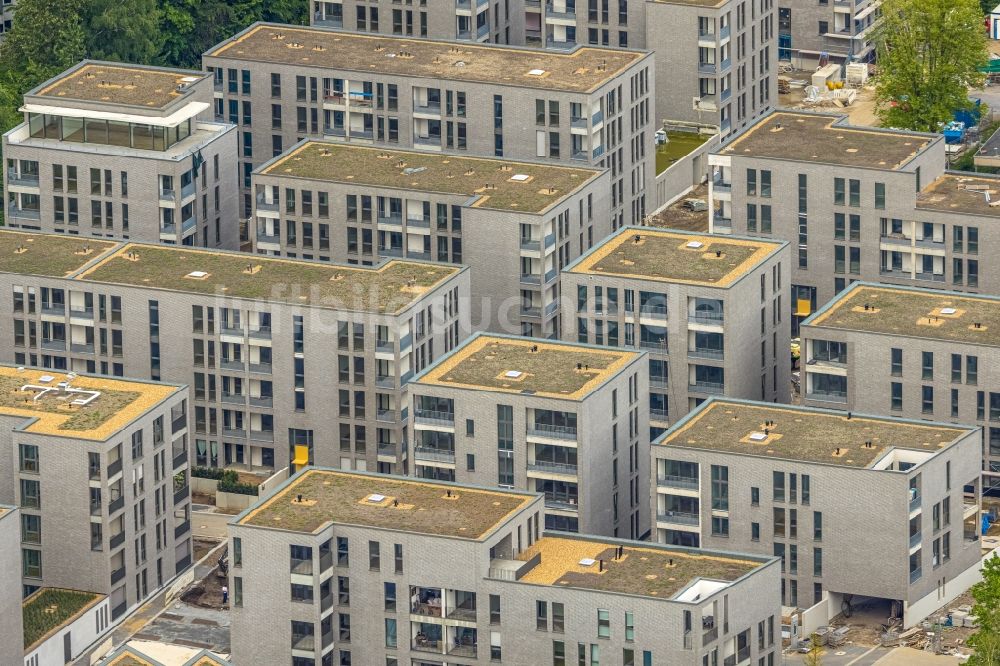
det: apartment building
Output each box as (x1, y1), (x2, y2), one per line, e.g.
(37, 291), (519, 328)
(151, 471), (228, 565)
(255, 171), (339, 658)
(310, 0), (777, 138)
(561, 227), (790, 437)
(0, 506), (21, 666)
(202, 24), (654, 229)
(0, 365), (192, 622)
(703, 110), (1000, 334)
(229, 468), (782, 666)
(0, 229), (469, 476)
(653, 398), (983, 627)
(2, 61), (240, 249)
(800, 281), (1000, 497)
(408, 334), (648, 538)
(251, 140), (609, 337)
(777, 0), (880, 66)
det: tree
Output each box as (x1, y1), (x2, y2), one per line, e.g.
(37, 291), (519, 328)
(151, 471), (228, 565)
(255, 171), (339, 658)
(873, 0), (988, 132)
(0, 0), (85, 87)
(981, 0), (994, 18)
(968, 555), (1000, 666)
(803, 634), (823, 666)
(82, 0), (164, 64)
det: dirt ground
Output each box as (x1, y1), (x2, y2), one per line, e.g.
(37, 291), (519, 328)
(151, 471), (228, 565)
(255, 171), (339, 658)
(778, 70), (879, 127)
(646, 183), (710, 232)
(181, 545), (230, 610)
(193, 538), (219, 563)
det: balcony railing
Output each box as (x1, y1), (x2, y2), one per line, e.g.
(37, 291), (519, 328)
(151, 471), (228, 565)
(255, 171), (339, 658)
(657, 511), (700, 526)
(909, 567), (922, 583)
(108, 495), (125, 515)
(689, 311), (724, 324)
(414, 409), (455, 426)
(689, 347), (724, 360)
(7, 205), (40, 220)
(807, 390), (847, 403)
(527, 460), (578, 475)
(650, 375), (669, 388)
(109, 531), (125, 550)
(658, 475), (699, 490)
(7, 170), (40, 187)
(650, 408), (669, 421)
(909, 531), (921, 549)
(173, 449), (188, 469)
(414, 446), (456, 463)
(249, 396), (273, 408)
(249, 362), (272, 374)
(527, 423), (577, 440)
(111, 566), (126, 585)
(910, 494), (921, 512)
(175, 521), (191, 539)
(174, 485), (190, 505)
(690, 381), (725, 394)
(249, 430), (274, 443)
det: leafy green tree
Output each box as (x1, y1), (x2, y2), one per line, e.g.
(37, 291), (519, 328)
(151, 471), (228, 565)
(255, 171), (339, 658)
(82, 0), (164, 64)
(0, 0), (85, 86)
(981, 0), (995, 17)
(873, 0), (988, 131)
(803, 634), (823, 666)
(969, 555), (1000, 666)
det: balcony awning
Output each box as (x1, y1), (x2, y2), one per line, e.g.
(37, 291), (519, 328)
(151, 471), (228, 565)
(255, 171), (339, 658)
(795, 298), (812, 317)
(20, 101), (209, 127)
(292, 445), (309, 467)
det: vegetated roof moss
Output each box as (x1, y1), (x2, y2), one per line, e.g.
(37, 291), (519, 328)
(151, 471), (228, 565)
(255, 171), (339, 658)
(416, 336), (638, 399)
(77, 244), (458, 314)
(808, 284), (1000, 346)
(241, 469), (534, 538)
(34, 63), (202, 108)
(570, 228), (780, 286)
(263, 142), (599, 213)
(659, 400), (969, 468)
(23, 588), (102, 649)
(0, 231), (115, 277)
(517, 536), (760, 598)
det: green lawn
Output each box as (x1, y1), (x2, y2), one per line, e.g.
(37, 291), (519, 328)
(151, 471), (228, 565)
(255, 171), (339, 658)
(655, 132), (710, 174)
(23, 589), (101, 649)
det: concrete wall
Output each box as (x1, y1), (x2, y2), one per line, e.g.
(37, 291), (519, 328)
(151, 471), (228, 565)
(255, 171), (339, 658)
(652, 132), (719, 212)
(0, 508), (23, 666)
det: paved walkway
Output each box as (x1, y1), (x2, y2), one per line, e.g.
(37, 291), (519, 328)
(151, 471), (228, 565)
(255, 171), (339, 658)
(74, 540), (229, 664)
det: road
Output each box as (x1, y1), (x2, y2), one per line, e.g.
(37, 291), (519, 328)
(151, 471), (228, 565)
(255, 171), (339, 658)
(783, 644), (889, 666)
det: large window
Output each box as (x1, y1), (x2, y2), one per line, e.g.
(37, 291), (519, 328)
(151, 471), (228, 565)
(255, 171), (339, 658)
(28, 113), (192, 151)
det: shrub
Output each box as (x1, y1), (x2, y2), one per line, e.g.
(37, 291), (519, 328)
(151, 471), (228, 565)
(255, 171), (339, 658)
(191, 467), (226, 480)
(218, 470), (258, 496)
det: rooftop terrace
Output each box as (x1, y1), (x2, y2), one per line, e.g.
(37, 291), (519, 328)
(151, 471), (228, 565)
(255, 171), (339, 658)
(262, 142), (600, 213)
(32, 63), (204, 109)
(0, 231), (115, 277)
(568, 228), (781, 286)
(208, 24), (643, 92)
(416, 336), (638, 399)
(807, 284), (1000, 346)
(720, 112), (930, 169)
(658, 400), (969, 468)
(0, 366), (178, 440)
(240, 469), (535, 538)
(916, 174), (1000, 218)
(515, 536), (760, 599)
(76, 244), (458, 314)
(24, 588), (103, 650)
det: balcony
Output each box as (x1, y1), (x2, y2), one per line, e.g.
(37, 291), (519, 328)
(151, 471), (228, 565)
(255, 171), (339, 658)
(223, 426), (246, 439)
(249, 395), (273, 408)
(658, 475), (699, 490)
(350, 128), (374, 140)
(909, 531), (921, 549)
(414, 409), (455, 426)
(651, 375), (669, 388)
(909, 567), (922, 584)
(592, 110), (604, 125)
(650, 407), (669, 421)
(448, 643), (477, 659)
(527, 460), (578, 476)
(175, 520), (191, 539)
(520, 305), (542, 319)
(915, 272), (945, 283)
(658, 510), (699, 526)
(545, 498), (579, 512)
(546, 36), (576, 49)
(249, 430), (274, 443)
(570, 116), (587, 130)
(249, 362), (272, 375)
(689, 347), (724, 360)
(173, 449), (188, 469)
(40, 304), (65, 316)
(413, 103), (442, 116)
(414, 134), (441, 148)
(378, 213), (403, 227)
(414, 446), (456, 464)
(174, 485), (190, 505)
(690, 381), (725, 394)
(107, 458), (122, 477)
(109, 531), (125, 550)
(108, 495), (125, 515)
(689, 311), (725, 325)
(544, 2), (576, 19)
(528, 423), (577, 441)
(220, 359), (245, 371)
(40, 339), (66, 351)
(377, 409), (397, 423)
(880, 233), (912, 247)
(639, 340), (668, 352)
(313, 14), (343, 28)
(639, 304), (668, 320)
(456, 0), (471, 8)
(520, 273), (541, 285)
(111, 566), (126, 585)
(807, 389), (847, 403)
(176, 554), (192, 573)
(7, 170), (39, 187)
(220, 392), (246, 405)
(910, 493), (921, 512)
(376, 374), (396, 389)
(323, 126), (346, 137)
(248, 326), (271, 341)
(520, 238), (541, 252)
(7, 205), (40, 220)
(698, 62), (718, 74)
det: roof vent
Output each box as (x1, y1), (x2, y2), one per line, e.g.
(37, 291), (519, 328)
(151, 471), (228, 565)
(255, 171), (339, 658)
(186, 270), (209, 279)
(940, 307), (957, 315)
(686, 240), (704, 249)
(504, 370), (523, 379)
(366, 493), (386, 503)
(527, 68), (546, 76)
(749, 432), (768, 442)
(454, 60), (467, 67)
(578, 558), (596, 567)
(510, 174), (530, 182)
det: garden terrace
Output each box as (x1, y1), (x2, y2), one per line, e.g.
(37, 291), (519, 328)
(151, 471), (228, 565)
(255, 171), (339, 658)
(516, 536), (761, 598)
(262, 142), (599, 213)
(23, 588), (103, 650)
(209, 24), (643, 93)
(0, 366), (179, 440)
(415, 335), (638, 399)
(32, 63), (205, 109)
(0, 231), (115, 277)
(720, 112), (931, 169)
(916, 174), (1000, 217)
(808, 283), (1000, 347)
(658, 400), (971, 468)
(240, 469), (535, 538)
(568, 228), (781, 286)
(76, 244), (459, 314)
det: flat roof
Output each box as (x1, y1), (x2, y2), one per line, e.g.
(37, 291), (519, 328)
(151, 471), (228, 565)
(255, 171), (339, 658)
(807, 283), (1000, 346)
(262, 141), (600, 213)
(651, 0), (727, 7)
(567, 228), (782, 286)
(76, 244), (459, 314)
(32, 62), (205, 109)
(415, 335), (639, 399)
(24, 588), (104, 650)
(0, 366), (179, 441)
(207, 24), (643, 93)
(657, 400), (970, 468)
(240, 469), (535, 539)
(719, 112), (931, 169)
(916, 174), (1000, 218)
(0, 231), (116, 277)
(516, 536), (761, 599)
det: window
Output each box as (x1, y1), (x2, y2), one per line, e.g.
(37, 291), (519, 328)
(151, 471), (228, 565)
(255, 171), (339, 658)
(751, 522), (760, 541)
(922, 385), (934, 414)
(19, 444), (38, 473)
(813, 511), (823, 540)
(891, 348), (903, 376)
(751, 487), (760, 506)
(875, 182), (885, 209)
(597, 609), (610, 638)
(624, 611), (634, 641)
(773, 471), (784, 502)
(368, 540), (380, 570)
(553, 602), (565, 632)
(922, 351), (934, 380)
(711, 465), (728, 510)
(537, 600), (548, 631)
(814, 548), (823, 576)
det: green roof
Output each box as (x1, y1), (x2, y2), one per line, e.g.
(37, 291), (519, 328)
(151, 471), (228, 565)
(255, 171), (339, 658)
(24, 588), (103, 650)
